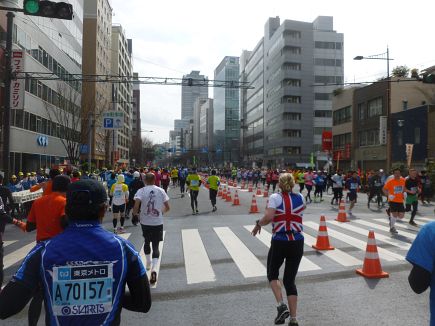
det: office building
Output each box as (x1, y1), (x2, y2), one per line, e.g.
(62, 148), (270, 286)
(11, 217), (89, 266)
(240, 16), (343, 168)
(82, 0), (112, 168)
(111, 25), (133, 167)
(213, 56), (240, 165)
(1, 0), (83, 173)
(131, 72), (142, 165)
(181, 70), (208, 120)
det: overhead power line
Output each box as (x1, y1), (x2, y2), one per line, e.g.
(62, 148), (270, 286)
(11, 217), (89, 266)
(16, 72), (254, 89)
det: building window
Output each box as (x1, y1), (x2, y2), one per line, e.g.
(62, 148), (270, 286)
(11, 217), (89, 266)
(283, 112), (302, 121)
(286, 147), (301, 154)
(415, 127), (421, 144)
(333, 133), (351, 149)
(333, 106), (351, 125)
(314, 41), (336, 49)
(359, 129), (380, 146)
(284, 129), (302, 138)
(367, 97), (383, 118)
(282, 79), (301, 87)
(315, 93), (332, 101)
(397, 130), (403, 146)
(314, 58), (342, 67)
(358, 103), (366, 120)
(282, 46), (301, 55)
(315, 110), (332, 118)
(282, 62), (301, 71)
(283, 30), (301, 38)
(282, 96), (301, 104)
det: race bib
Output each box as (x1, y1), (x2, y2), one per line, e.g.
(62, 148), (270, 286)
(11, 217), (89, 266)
(350, 183), (358, 190)
(114, 190), (122, 198)
(190, 180), (199, 187)
(162, 175), (168, 180)
(393, 186), (403, 194)
(410, 187), (418, 193)
(52, 264), (113, 316)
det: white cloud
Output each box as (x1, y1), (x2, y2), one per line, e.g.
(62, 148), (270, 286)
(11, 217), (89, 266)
(111, 0), (435, 143)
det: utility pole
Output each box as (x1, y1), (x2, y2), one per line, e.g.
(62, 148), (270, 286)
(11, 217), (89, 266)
(2, 12), (15, 181)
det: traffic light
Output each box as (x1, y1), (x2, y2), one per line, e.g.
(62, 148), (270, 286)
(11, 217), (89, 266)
(23, 0), (74, 20)
(422, 73), (435, 84)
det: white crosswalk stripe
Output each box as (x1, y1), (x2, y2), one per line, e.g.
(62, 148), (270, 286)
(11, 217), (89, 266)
(3, 218), (418, 288)
(360, 220), (417, 239)
(4, 241), (37, 270)
(3, 240), (17, 247)
(304, 222), (404, 261)
(243, 225), (321, 272)
(214, 227), (267, 278)
(182, 229), (216, 284)
(329, 220), (411, 250)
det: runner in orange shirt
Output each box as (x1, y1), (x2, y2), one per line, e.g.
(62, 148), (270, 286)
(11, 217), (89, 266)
(383, 168), (406, 234)
(25, 175), (70, 325)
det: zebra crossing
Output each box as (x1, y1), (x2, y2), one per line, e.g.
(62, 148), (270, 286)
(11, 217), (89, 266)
(2, 217), (430, 289)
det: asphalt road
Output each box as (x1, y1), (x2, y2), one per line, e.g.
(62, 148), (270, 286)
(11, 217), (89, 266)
(1, 183), (433, 325)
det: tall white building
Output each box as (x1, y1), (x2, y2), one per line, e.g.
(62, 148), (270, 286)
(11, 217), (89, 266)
(240, 16), (343, 168)
(111, 25), (133, 166)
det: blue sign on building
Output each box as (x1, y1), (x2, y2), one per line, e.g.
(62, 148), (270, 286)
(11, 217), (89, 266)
(103, 118), (114, 129)
(37, 135), (48, 147)
(80, 144), (89, 154)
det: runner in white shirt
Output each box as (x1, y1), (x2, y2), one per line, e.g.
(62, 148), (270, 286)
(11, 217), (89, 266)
(133, 173), (170, 285)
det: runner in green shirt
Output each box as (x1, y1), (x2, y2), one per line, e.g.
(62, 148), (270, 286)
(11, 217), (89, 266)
(186, 168), (201, 215)
(207, 170), (220, 212)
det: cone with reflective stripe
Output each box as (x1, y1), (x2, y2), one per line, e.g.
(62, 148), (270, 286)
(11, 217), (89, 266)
(218, 186), (222, 197)
(233, 190), (240, 206)
(226, 188), (232, 202)
(335, 200), (349, 222)
(256, 186), (262, 196)
(263, 185), (269, 197)
(222, 186), (227, 200)
(249, 194), (259, 213)
(356, 230), (389, 278)
(312, 215), (335, 250)
(248, 183), (253, 192)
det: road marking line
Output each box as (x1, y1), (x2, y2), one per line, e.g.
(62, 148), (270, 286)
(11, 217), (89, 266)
(304, 222), (403, 262)
(3, 240), (17, 247)
(117, 233), (132, 240)
(302, 233), (361, 267)
(214, 227), (266, 278)
(4, 241), (37, 269)
(243, 226), (321, 272)
(140, 231), (166, 289)
(182, 229), (216, 284)
(359, 220), (417, 240)
(329, 221), (410, 250)
(416, 217), (434, 222)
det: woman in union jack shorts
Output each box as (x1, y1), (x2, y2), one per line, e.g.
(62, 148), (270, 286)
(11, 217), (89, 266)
(252, 173), (305, 326)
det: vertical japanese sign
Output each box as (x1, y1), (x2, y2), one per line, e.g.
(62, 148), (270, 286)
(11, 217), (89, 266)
(405, 143), (414, 169)
(11, 50), (25, 110)
(321, 131), (333, 151)
(379, 116), (387, 145)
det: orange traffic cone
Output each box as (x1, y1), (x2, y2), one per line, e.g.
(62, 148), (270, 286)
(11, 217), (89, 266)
(249, 194), (259, 213)
(256, 186), (262, 196)
(218, 186), (222, 197)
(356, 230), (389, 279)
(312, 216), (335, 250)
(335, 200), (349, 222)
(248, 183), (253, 192)
(226, 188), (232, 202)
(12, 218), (27, 232)
(233, 190), (240, 206)
(222, 187), (227, 200)
(263, 185), (269, 198)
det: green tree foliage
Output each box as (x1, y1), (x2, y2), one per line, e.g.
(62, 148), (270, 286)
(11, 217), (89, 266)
(391, 65), (410, 78)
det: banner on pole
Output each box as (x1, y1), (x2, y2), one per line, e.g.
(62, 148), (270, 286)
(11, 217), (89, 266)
(405, 143), (414, 168)
(11, 50), (25, 110)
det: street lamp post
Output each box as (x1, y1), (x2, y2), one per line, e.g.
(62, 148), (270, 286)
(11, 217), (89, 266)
(354, 47), (394, 170)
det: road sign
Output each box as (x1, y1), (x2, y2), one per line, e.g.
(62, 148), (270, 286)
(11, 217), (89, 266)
(80, 144), (89, 154)
(102, 111), (124, 129)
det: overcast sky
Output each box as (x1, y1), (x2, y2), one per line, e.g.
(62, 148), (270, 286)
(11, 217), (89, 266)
(111, 0), (435, 144)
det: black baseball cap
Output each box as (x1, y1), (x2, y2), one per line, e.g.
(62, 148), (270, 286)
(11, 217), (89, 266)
(66, 179), (107, 207)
